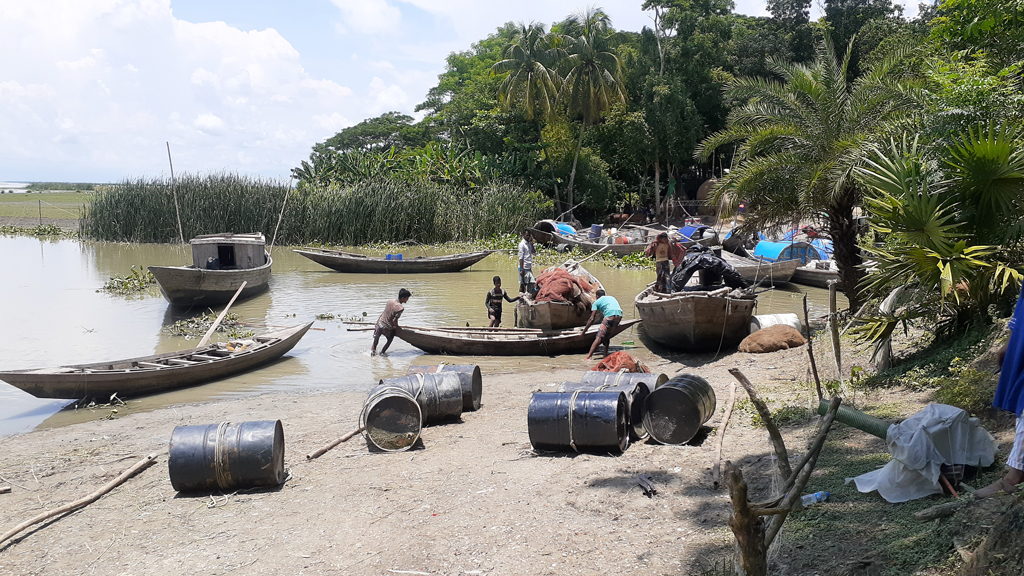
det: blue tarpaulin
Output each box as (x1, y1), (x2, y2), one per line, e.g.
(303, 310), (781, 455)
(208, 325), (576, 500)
(753, 240), (819, 264)
(811, 238), (834, 259)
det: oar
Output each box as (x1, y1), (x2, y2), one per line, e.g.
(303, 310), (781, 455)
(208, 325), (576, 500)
(198, 281), (247, 347)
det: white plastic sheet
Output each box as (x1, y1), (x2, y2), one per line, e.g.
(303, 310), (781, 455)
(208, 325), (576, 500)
(847, 403), (996, 503)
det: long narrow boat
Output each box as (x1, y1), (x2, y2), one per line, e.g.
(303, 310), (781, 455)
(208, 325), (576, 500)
(293, 248), (493, 273)
(791, 260), (840, 288)
(634, 286), (756, 352)
(149, 233), (272, 308)
(395, 320), (641, 356)
(720, 251), (799, 286)
(529, 228), (718, 256)
(0, 323), (313, 400)
(515, 260), (603, 330)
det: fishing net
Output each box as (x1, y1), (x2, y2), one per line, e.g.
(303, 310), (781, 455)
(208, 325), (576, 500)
(591, 351), (649, 373)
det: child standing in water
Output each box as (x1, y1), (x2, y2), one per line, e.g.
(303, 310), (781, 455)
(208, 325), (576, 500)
(485, 276), (520, 327)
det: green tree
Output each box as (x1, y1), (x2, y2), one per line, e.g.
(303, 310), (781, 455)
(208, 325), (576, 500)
(697, 37), (916, 309)
(930, 0), (1024, 71)
(558, 7), (626, 219)
(823, 0), (902, 78)
(490, 22), (564, 122)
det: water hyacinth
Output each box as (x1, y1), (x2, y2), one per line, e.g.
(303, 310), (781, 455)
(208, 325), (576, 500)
(81, 173), (551, 244)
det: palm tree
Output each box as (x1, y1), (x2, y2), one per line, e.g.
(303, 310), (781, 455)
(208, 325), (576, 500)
(558, 7), (625, 220)
(490, 22), (564, 123)
(696, 36), (916, 309)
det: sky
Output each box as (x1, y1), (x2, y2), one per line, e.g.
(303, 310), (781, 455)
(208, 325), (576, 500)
(0, 0), (921, 183)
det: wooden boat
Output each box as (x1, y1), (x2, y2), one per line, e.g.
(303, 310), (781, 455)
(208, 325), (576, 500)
(634, 286), (756, 352)
(720, 251), (799, 286)
(0, 323), (313, 400)
(515, 260), (603, 330)
(149, 233), (272, 308)
(529, 227), (717, 256)
(791, 260), (840, 288)
(394, 320), (641, 356)
(293, 248), (493, 273)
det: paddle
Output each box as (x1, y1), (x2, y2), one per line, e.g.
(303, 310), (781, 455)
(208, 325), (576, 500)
(197, 281), (247, 348)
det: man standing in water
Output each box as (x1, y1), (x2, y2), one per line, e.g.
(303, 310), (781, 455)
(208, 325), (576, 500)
(644, 232), (682, 293)
(976, 286), (1024, 498)
(371, 288), (410, 356)
(583, 289), (623, 361)
(518, 230), (536, 295)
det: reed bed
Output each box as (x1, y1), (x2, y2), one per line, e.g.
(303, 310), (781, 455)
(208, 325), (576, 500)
(82, 174), (549, 244)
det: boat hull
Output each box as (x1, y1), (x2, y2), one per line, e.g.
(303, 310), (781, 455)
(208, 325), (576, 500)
(634, 287), (755, 352)
(791, 264), (839, 288)
(0, 323), (312, 400)
(293, 249), (492, 273)
(721, 253), (799, 286)
(395, 320), (641, 356)
(516, 301), (590, 330)
(149, 254), (272, 308)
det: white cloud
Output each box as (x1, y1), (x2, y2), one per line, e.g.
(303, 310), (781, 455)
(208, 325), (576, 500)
(331, 0), (401, 35)
(313, 112), (352, 131)
(367, 77), (408, 113)
(193, 113), (225, 134)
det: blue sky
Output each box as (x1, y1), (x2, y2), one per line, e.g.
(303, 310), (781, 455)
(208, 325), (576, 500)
(0, 0), (920, 183)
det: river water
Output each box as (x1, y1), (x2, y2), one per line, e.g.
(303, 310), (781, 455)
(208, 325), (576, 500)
(0, 235), (846, 435)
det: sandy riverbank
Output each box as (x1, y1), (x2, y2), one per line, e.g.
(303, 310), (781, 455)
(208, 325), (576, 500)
(0, 340), (1014, 576)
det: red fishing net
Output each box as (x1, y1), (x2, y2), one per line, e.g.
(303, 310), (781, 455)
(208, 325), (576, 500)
(591, 351), (649, 373)
(534, 268), (593, 303)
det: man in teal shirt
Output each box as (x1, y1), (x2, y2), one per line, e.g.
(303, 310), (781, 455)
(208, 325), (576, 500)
(583, 290), (623, 360)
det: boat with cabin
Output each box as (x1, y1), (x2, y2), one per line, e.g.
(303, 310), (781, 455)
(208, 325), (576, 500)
(149, 233), (272, 308)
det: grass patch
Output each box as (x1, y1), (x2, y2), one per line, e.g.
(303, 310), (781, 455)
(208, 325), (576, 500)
(166, 311), (253, 340)
(736, 399), (813, 427)
(0, 191), (92, 219)
(0, 224), (76, 238)
(98, 266), (158, 296)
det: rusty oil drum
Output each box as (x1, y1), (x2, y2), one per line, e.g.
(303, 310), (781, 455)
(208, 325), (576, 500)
(361, 386), (423, 452)
(405, 364), (482, 411)
(378, 373), (463, 424)
(527, 391), (628, 453)
(642, 373), (717, 445)
(168, 420), (286, 492)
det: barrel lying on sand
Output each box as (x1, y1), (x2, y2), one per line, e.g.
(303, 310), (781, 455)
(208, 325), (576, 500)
(405, 364), (483, 411)
(642, 374), (717, 445)
(169, 420), (286, 492)
(557, 370), (666, 440)
(361, 386), (423, 452)
(379, 373), (463, 424)
(528, 391), (629, 453)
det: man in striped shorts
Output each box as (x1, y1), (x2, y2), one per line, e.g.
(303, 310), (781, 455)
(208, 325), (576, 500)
(976, 286), (1024, 498)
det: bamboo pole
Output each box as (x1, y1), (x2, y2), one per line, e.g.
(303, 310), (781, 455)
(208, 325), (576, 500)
(0, 454), (158, 546)
(803, 293), (823, 401)
(166, 142), (186, 247)
(268, 179), (290, 257)
(829, 281), (843, 382)
(712, 381), (738, 488)
(197, 282), (247, 348)
(306, 426), (364, 460)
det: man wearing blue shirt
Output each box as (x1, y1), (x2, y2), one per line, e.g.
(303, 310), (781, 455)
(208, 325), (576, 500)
(583, 289), (623, 361)
(976, 286), (1024, 498)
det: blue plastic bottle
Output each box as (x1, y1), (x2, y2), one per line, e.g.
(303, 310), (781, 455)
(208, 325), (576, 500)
(800, 491), (829, 506)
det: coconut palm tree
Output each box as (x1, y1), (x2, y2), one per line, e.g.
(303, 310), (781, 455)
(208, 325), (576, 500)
(558, 7), (626, 220)
(490, 22), (564, 123)
(696, 36), (916, 309)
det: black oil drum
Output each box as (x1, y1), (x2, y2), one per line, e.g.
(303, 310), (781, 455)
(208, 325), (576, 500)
(578, 371), (669, 390)
(554, 379), (646, 441)
(642, 373), (717, 445)
(361, 386), (422, 452)
(528, 391), (628, 453)
(379, 373), (463, 424)
(168, 420), (286, 492)
(405, 364), (482, 411)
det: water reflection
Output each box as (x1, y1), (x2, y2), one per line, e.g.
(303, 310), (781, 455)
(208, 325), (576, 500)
(0, 237), (846, 435)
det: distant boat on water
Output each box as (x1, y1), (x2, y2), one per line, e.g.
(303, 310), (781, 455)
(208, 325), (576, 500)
(149, 233), (272, 308)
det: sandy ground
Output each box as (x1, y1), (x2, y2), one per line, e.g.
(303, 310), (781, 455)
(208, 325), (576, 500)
(0, 341), (977, 576)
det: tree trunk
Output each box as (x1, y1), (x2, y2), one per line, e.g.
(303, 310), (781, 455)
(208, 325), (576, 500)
(725, 462), (769, 576)
(565, 123), (586, 221)
(654, 152), (661, 218)
(828, 188), (865, 311)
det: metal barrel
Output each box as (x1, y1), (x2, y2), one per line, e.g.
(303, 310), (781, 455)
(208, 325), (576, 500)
(579, 371), (669, 390)
(168, 420), (286, 492)
(556, 378), (650, 441)
(379, 373), (463, 425)
(528, 391), (628, 453)
(361, 386), (423, 452)
(405, 364), (483, 411)
(642, 373), (717, 445)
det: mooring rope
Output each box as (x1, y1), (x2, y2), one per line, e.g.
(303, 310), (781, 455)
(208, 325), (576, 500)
(213, 421), (231, 491)
(567, 389), (583, 453)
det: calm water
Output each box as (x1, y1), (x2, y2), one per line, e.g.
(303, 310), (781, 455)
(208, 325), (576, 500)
(0, 236), (845, 435)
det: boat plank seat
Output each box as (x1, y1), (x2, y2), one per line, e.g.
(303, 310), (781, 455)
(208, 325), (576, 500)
(189, 354), (220, 361)
(137, 362), (166, 369)
(166, 358), (199, 366)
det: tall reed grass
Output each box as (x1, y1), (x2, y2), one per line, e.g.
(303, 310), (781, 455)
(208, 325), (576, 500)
(81, 173), (551, 244)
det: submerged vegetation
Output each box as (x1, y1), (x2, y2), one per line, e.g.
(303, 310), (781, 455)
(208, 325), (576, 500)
(98, 266), (157, 296)
(166, 311), (253, 340)
(81, 174), (549, 244)
(0, 224), (73, 238)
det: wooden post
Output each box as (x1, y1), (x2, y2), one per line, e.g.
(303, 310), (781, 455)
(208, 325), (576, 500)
(729, 368), (792, 480)
(829, 281), (843, 382)
(306, 426), (364, 460)
(38, 199), (42, 226)
(803, 293), (823, 401)
(712, 381), (738, 488)
(725, 462), (768, 576)
(197, 282), (246, 348)
(166, 141), (186, 247)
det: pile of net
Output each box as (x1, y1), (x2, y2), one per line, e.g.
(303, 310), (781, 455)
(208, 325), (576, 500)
(535, 268), (594, 303)
(591, 351), (648, 373)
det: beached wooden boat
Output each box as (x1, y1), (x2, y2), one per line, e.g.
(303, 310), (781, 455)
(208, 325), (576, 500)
(791, 260), (840, 288)
(720, 251), (799, 286)
(0, 323), (313, 400)
(293, 248), (492, 273)
(634, 286), (756, 352)
(394, 320), (641, 356)
(515, 260), (603, 330)
(149, 233), (272, 308)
